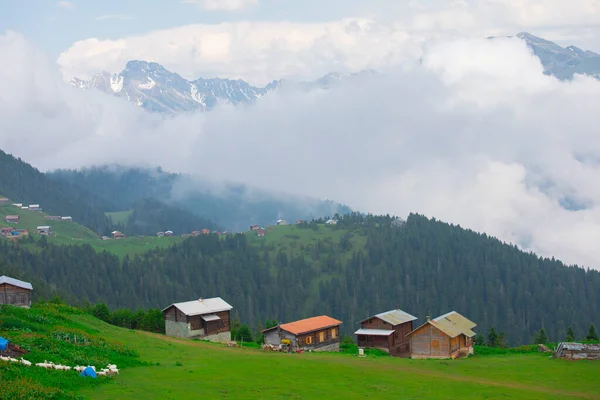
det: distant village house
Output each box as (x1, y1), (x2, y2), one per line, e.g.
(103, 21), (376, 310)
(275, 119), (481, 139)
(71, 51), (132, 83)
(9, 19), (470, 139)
(355, 308), (417, 357)
(276, 219), (287, 226)
(157, 232), (165, 237)
(5, 215), (19, 224)
(0, 197), (8, 204)
(262, 315), (343, 352)
(325, 219), (338, 225)
(44, 216), (62, 221)
(111, 231), (125, 239)
(0, 275), (33, 308)
(249, 225), (260, 231)
(407, 311), (477, 359)
(28, 204), (42, 211)
(164, 230), (173, 236)
(12, 203), (22, 208)
(201, 229), (211, 235)
(257, 228), (265, 237)
(162, 297), (233, 342)
(36, 226), (52, 235)
(61, 216), (72, 221)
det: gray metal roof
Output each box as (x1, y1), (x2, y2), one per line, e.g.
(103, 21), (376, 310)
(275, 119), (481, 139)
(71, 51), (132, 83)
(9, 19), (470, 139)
(360, 309), (418, 325)
(354, 328), (394, 336)
(161, 297), (233, 316)
(0, 276), (33, 290)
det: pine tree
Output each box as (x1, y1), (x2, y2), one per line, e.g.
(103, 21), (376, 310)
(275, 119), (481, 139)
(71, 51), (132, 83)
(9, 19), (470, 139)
(487, 327), (498, 348)
(566, 326), (575, 342)
(586, 324), (599, 341)
(498, 331), (506, 349)
(474, 333), (485, 346)
(535, 328), (549, 344)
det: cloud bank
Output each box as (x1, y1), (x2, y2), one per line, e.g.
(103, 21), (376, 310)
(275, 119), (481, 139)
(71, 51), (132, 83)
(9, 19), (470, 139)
(2, 31), (600, 270)
(57, 0), (600, 84)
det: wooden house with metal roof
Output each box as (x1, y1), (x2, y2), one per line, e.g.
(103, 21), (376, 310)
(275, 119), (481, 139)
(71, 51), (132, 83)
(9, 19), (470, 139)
(162, 297), (233, 342)
(0, 276), (33, 308)
(407, 311), (477, 359)
(262, 315), (342, 352)
(354, 308), (417, 357)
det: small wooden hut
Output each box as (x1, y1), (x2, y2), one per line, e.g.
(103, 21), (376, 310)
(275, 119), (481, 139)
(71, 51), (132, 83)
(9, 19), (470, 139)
(0, 276), (33, 308)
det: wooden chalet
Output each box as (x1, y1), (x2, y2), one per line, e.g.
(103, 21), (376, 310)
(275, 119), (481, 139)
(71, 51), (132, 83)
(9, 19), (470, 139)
(5, 215), (19, 223)
(0, 276), (33, 308)
(36, 226), (52, 235)
(262, 315), (342, 352)
(162, 297), (233, 342)
(355, 308), (417, 357)
(407, 311), (477, 359)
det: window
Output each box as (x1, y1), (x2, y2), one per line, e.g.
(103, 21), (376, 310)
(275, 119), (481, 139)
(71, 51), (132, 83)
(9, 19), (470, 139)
(319, 331), (325, 342)
(432, 339), (440, 349)
(305, 336), (313, 345)
(331, 328), (337, 339)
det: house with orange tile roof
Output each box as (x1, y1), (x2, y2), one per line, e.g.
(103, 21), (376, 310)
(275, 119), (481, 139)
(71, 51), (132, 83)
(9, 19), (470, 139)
(261, 315), (342, 352)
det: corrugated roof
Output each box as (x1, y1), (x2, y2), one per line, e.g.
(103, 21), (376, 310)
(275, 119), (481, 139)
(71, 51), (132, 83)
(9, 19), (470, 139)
(279, 315), (342, 335)
(360, 309), (418, 325)
(0, 276), (33, 290)
(408, 311), (477, 338)
(162, 297), (233, 316)
(354, 328), (394, 336)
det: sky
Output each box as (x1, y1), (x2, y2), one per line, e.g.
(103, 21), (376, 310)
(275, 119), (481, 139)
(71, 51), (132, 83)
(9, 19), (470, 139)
(1, 1), (600, 268)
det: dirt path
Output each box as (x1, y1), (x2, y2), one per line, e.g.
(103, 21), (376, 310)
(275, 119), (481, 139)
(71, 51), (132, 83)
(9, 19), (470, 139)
(135, 331), (596, 399)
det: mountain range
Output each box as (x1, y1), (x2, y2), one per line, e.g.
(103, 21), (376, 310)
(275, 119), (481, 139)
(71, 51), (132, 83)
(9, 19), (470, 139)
(71, 32), (599, 115)
(71, 61), (375, 115)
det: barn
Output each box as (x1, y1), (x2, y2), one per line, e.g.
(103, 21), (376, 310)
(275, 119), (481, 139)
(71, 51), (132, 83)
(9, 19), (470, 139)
(0, 276), (33, 308)
(407, 311), (476, 359)
(354, 308), (417, 357)
(262, 315), (342, 352)
(162, 297), (233, 342)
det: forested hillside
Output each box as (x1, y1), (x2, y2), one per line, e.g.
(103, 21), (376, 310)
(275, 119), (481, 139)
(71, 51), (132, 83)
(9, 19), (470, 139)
(117, 199), (219, 235)
(49, 165), (353, 231)
(0, 150), (111, 233)
(1, 213), (598, 346)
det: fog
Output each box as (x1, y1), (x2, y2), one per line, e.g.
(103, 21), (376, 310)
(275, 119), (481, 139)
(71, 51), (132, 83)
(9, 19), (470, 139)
(1, 31), (600, 268)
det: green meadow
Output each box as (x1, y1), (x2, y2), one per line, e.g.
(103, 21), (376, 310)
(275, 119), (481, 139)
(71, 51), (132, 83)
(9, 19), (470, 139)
(0, 203), (183, 258)
(2, 303), (599, 400)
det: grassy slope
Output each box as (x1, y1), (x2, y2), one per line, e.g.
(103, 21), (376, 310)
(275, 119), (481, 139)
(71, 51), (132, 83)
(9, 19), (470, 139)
(105, 210), (133, 225)
(76, 315), (600, 400)
(0, 200), (182, 258)
(0, 204), (98, 241)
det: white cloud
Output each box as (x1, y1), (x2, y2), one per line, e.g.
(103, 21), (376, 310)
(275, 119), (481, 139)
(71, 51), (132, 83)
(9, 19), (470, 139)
(57, 1), (75, 10)
(182, 0), (259, 12)
(56, 0), (600, 84)
(58, 19), (419, 84)
(3, 31), (600, 270)
(95, 14), (134, 21)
